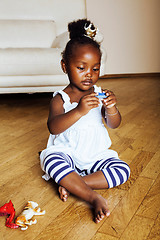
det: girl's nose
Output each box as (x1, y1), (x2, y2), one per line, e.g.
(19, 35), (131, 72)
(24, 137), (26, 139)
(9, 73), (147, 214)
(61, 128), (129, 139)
(86, 69), (92, 77)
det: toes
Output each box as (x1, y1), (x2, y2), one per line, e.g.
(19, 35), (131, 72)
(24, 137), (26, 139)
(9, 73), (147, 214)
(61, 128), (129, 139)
(58, 186), (69, 202)
(106, 211), (110, 217)
(104, 208), (110, 217)
(62, 194), (68, 202)
(95, 210), (105, 223)
(95, 216), (103, 223)
(59, 186), (65, 200)
(95, 208), (110, 223)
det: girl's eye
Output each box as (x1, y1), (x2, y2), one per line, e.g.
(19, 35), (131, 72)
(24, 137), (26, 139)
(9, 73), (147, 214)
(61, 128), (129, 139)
(77, 67), (84, 70)
(93, 68), (99, 72)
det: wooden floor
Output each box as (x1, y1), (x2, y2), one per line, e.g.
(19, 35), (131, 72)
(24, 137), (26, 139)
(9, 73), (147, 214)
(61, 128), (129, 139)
(0, 76), (160, 240)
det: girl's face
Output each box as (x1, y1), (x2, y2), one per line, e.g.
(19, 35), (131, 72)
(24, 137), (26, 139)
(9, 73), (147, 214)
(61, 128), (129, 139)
(62, 44), (101, 91)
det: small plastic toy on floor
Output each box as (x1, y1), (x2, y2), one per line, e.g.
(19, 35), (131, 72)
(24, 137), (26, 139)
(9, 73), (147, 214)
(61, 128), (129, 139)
(15, 201), (45, 230)
(0, 200), (19, 229)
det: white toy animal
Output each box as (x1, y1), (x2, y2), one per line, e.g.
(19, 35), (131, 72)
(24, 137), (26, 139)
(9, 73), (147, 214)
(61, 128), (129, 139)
(15, 201), (45, 230)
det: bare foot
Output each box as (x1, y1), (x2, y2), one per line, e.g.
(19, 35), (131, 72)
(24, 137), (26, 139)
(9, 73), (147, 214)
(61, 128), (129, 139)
(92, 193), (110, 223)
(58, 185), (70, 202)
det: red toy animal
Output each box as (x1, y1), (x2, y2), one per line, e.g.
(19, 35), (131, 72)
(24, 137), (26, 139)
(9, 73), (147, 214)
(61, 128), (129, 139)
(0, 200), (19, 229)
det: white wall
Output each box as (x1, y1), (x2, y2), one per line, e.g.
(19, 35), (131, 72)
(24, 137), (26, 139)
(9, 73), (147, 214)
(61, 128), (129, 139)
(86, 0), (160, 74)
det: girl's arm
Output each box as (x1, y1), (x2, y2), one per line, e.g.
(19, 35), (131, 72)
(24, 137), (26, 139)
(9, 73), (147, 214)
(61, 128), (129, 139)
(101, 90), (121, 129)
(48, 93), (100, 135)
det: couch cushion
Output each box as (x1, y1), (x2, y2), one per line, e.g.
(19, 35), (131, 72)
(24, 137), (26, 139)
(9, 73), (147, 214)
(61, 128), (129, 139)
(0, 75), (69, 88)
(0, 20), (56, 48)
(0, 0), (86, 35)
(0, 48), (63, 75)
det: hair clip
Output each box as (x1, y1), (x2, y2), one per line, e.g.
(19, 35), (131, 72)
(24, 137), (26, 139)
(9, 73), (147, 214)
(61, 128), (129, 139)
(84, 23), (104, 43)
(84, 23), (97, 39)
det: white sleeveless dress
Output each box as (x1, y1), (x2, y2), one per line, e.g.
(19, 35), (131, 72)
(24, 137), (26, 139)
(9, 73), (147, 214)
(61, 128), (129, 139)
(40, 85), (118, 174)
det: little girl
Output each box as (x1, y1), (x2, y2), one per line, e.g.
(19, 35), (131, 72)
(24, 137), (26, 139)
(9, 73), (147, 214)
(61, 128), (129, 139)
(40, 19), (130, 223)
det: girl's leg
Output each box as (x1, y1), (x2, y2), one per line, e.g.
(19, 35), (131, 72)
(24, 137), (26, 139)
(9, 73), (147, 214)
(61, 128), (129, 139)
(59, 171), (110, 223)
(83, 158), (130, 189)
(59, 156), (130, 203)
(59, 170), (108, 202)
(44, 152), (74, 202)
(43, 152), (110, 223)
(83, 170), (109, 189)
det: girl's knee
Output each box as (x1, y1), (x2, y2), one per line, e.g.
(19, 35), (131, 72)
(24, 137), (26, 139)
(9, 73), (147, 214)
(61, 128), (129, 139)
(43, 152), (75, 183)
(102, 160), (130, 188)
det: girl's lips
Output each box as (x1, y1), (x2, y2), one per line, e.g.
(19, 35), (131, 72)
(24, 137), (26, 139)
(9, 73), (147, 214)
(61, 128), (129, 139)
(82, 80), (93, 85)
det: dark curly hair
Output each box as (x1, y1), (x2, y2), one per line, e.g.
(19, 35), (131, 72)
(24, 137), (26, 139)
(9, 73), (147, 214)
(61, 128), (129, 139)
(62, 19), (101, 65)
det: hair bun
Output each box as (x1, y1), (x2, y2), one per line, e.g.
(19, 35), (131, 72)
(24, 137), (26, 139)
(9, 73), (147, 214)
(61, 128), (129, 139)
(62, 19), (103, 64)
(68, 19), (95, 40)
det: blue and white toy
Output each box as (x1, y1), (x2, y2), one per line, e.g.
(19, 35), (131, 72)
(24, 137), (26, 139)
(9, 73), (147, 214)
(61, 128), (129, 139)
(96, 92), (107, 99)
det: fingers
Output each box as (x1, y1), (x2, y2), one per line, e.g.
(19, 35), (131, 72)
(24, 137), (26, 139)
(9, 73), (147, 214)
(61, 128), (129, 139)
(101, 89), (117, 108)
(77, 94), (99, 116)
(83, 92), (99, 102)
(81, 93), (100, 107)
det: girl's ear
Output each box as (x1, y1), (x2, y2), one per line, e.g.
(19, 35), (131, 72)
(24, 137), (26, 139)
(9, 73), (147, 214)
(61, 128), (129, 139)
(61, 59), (67, 74)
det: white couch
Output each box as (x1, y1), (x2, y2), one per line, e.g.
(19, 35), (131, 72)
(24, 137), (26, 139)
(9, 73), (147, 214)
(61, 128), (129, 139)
(0, 0), (106, 94)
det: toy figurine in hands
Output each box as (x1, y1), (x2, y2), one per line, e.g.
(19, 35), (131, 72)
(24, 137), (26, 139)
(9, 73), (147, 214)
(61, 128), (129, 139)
(97, 90), (121, 129)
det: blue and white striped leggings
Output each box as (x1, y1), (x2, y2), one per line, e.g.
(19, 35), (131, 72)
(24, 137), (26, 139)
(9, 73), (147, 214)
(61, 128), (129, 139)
(43, 152), (130, 188)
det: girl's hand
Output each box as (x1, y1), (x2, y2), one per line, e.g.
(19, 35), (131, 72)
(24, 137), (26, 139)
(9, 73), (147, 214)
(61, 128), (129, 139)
(101, 89), (121, 129)
(101, 89), (117, 109)
(77, 93), (100, 116)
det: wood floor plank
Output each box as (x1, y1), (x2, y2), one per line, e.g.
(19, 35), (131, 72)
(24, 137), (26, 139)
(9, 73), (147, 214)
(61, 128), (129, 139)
(0, 161), (30, 186)
(34, 202), (86, 240)
(131, 132), (160, 153)
(119, 215), (154, 240)
(118, 147), (141, 165)
(91, 232), (118, 240)
(147, 213), (160, 240)
(136, 174), (160, 219)
(140, 150), (160, 180)
(98, 176), (153, 238)
(117, 150), (154, 190)
(0, 231), (4, 240)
